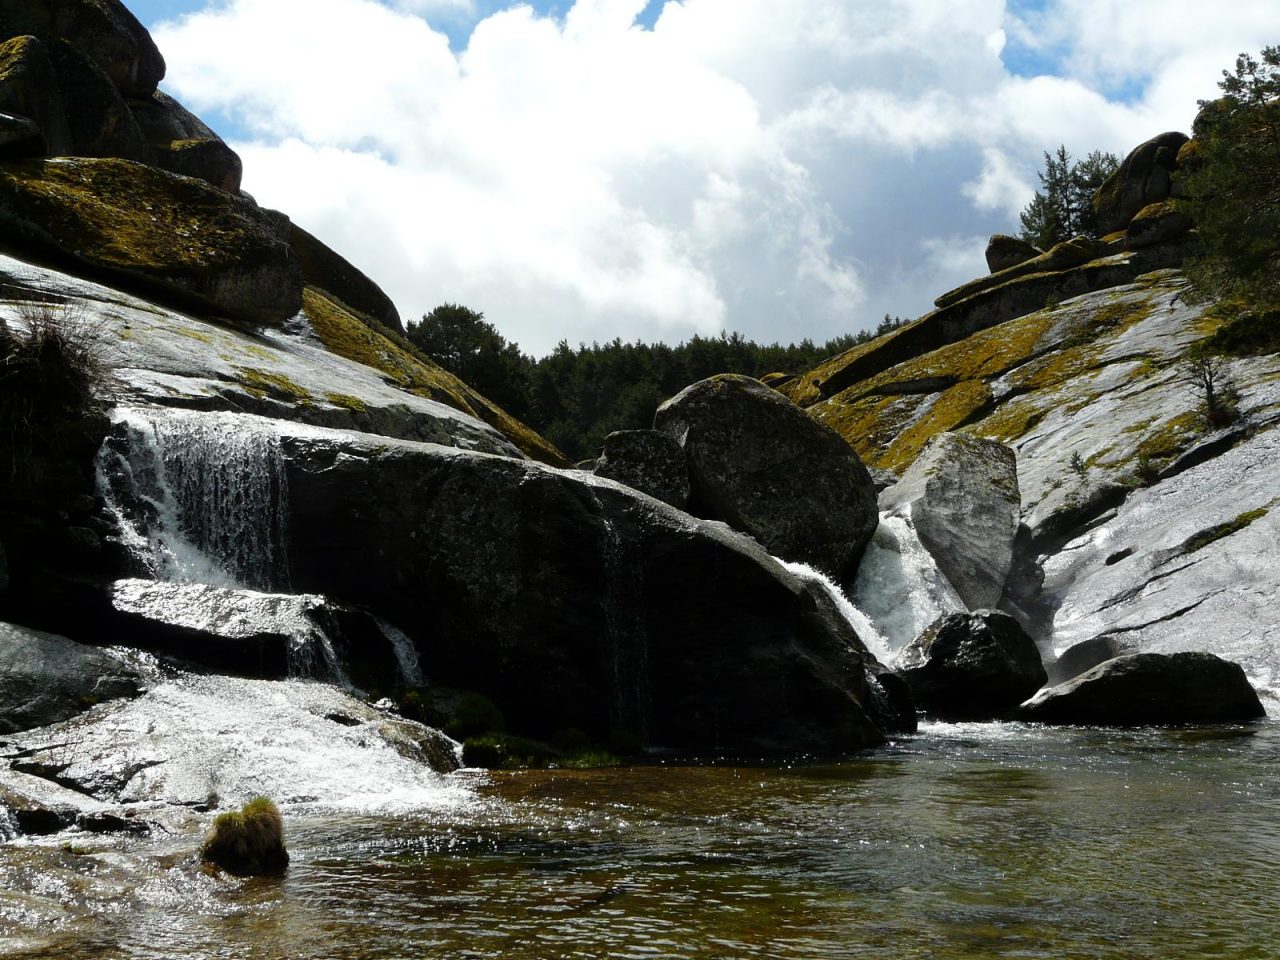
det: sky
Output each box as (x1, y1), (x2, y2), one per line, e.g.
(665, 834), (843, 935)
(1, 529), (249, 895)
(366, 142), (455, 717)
(128, 0), (1280, 355)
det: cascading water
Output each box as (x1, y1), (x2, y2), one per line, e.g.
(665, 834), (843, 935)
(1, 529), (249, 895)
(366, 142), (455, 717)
(591, 492), (649, 742)
(375, 617), (424, 687)
(779, 559), (894, 664)
(851, 514), (966, 654)
(97, 406), (289, 592)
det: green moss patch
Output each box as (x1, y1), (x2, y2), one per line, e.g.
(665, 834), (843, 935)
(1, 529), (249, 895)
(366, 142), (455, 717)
(1182, 508), (1269, 555)
(302, 287), (566, 466)
(234, 366), (312, 403)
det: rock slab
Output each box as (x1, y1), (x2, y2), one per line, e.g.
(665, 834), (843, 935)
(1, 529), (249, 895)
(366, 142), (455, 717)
(880, 432), (1020, 610)
(654, 374), (878, 578)
(0, 620), (141, 733)
(893, 610), (1046, 720)
(1019, 652), (1265, 726)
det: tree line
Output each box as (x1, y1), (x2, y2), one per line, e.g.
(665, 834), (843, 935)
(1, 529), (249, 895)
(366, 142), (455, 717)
(406, 306), (905, 461)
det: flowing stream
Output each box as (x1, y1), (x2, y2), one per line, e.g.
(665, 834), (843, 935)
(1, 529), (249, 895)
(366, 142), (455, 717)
(2, 720), (1277, 959)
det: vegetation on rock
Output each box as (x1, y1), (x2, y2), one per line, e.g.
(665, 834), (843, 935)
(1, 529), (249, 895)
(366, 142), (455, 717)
(1018, 146), (1119, 249)
(1182, 46), (1280, 312)
(199, 796), (288, 876)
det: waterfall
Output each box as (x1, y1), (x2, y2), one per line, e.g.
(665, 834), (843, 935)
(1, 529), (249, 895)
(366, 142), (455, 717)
(779, 559), (894, 664)
(851, 514), (966, 655)
(97, 407), (289, 591)
(376, 618), (424, 687)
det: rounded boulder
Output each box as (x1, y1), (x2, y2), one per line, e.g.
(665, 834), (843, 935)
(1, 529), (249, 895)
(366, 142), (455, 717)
(653, 374), (878, 578)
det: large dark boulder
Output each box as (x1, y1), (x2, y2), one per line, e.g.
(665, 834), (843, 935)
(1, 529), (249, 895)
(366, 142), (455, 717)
(128, 91), (243, 191)
(1093, 131), (1189, 235)
(0, 620), (142, 732)
(893, 610), (1046, 720)
(44, 37), (148, 160)
(0, 157), (302, 324)
(593, 429), (691, 509)
(1018, 652), (1265, 726)
(1124, 201), (1194, 250)
(0, 0), (166, 99)
(653, 374), (878, 578)
(0, 35), (71, 155)
(985, 233), (1040, 273)
(880, 432), (1020, 609)
(279, 424), (890, 755)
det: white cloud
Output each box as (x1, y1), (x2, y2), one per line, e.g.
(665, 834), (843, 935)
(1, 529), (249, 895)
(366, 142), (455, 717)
(155, 0), (1280, 354)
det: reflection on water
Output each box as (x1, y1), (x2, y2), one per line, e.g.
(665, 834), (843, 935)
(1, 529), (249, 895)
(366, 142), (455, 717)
(5, 721), (1280, 959)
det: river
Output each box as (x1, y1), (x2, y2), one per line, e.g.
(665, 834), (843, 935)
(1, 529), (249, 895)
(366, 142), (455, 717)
(4, 719), (1278, 959)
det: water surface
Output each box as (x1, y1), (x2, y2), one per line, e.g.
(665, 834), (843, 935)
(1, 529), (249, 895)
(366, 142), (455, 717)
(4, 721), (1278, 959)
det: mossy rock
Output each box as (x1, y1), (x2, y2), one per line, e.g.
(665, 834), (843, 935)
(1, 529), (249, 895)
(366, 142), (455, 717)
(937, 236), (1112, 310)
(290, 223), (401, 333)
(150, 138), (242, 194)
(302, 286), (566, 465)
(985, 233), (1041, 273)
(0, 0), (166, 98)
(199, 797), (288, 877)
(1093, 131), (1188, 235)
(1125, 201), (1193, 250)
(0, 157), (302, 324)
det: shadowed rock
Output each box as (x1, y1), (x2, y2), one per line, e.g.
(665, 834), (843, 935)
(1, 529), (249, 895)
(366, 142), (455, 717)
(1093, 131), (1189, 235)
(1019, 652), (1265, 726)
(893, 610), (1046, 720)
(985, 233), (1041, 273)
(654, 374), (878, 579)
(593, 429), (690, 509)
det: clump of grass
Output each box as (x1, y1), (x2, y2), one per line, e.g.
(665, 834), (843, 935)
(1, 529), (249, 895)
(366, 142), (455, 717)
(0, 300), (115, 481)
(199, 796), (288, 876)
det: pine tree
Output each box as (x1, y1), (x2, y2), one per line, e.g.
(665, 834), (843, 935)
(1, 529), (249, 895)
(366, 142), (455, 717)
(1018, 146), (1119, 249)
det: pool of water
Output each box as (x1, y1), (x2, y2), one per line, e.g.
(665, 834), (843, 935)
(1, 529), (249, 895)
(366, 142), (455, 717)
(4, 720), (1279, 959)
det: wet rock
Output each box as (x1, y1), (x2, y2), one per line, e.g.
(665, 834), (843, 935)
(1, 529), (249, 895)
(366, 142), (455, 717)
(985, 233), (1041, 273)
(105, 579), (409, 691)
(1019, 652), (1265, 726)
(893, 610), (1047, 720)
(593, 429), (690, 509)
(291, 223), (402, 333)
(5, 675), (463, 806)
(653, 374), (878, 578)
(281, 423), (889, 754)
(1094, 131), (1189, 235)
(0, 621), (141, 733)
(0, 158), (302, 324)
(880, 432), (1019, 610)
(0, 0), (166, 98)
(1047, 635), (1127, 684)
(199, 797), (288, 876)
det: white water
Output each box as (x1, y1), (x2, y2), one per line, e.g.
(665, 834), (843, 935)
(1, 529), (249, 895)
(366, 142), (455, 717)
(97, 406), (289, 591)
(12, 676), (471, 815)
(376, 618), (424, 687)
(851, 514), (967, 656)
(779, 559), (894, 664)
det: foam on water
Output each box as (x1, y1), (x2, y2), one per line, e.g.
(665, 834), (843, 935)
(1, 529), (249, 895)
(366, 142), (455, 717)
(852, 514), (966, 654)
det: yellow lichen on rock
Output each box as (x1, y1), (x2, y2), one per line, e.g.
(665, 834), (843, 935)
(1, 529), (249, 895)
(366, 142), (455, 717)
(302, 287), (567, 466)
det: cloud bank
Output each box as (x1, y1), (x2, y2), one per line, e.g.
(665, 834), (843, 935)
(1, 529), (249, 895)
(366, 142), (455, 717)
(155, 0), (1280, 354)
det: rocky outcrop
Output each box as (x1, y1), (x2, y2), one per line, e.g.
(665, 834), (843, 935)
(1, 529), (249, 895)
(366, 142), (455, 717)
(1125, 201), (1193, 249)
(880, 432), (1019, 609)
(128, 90), (242, 192)
(0, 621), (142, 732)
(0, 0), (166, 99)
(893, 610), (1046, 720)
(44, 36), (148, 160)
(0, 35), (71, 156)
(593, 429), (690, 509)
(1094, 132), (1189, 235)
(985, 233), (1040, 273)
(653, 374), (878, 578)
(291, 224), (402, 333)
(1018, 652), (1265, 726)
(936, 237), (1115, 311)
(0, 158), (302, 324)
(279, 421), (890, 754)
